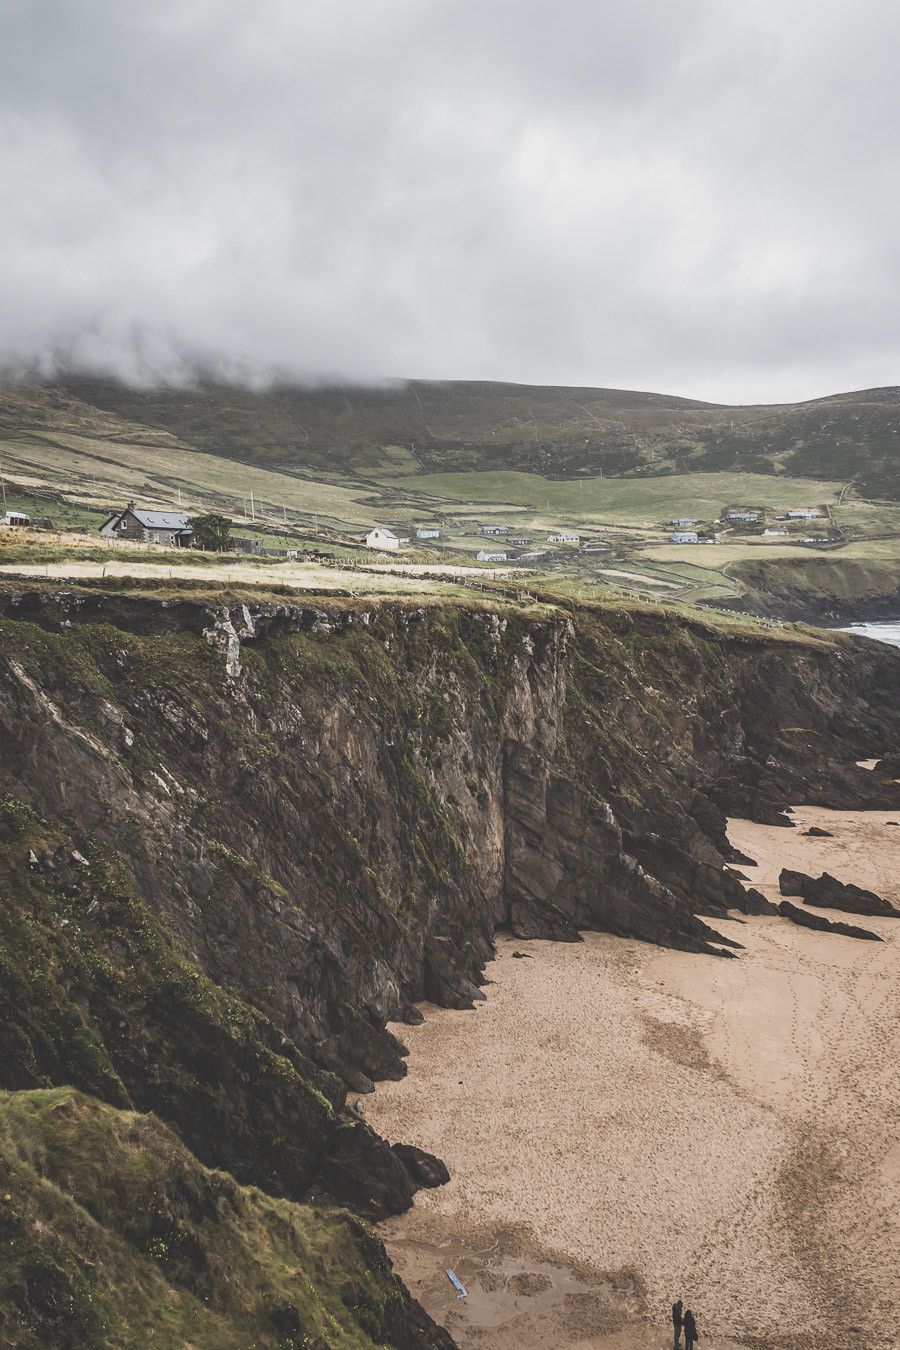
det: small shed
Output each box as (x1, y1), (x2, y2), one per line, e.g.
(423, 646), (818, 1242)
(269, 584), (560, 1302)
(3, 511), (31, 527)
(415, 526), (441, 540)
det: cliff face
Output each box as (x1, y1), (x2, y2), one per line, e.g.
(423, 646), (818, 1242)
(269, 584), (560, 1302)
(710, 555), (900, 624)
(0, 585), (896, 1345)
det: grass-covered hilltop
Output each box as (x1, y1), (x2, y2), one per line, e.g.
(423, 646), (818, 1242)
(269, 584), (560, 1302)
(0, 375), (897, 624)
(0, 576), (897, 1346)
(11, 375), (900, 496)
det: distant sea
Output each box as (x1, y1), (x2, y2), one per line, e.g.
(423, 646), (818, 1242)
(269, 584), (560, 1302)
(838, 621), (900, 648)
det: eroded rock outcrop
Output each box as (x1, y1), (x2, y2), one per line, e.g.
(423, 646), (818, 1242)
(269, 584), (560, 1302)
(777, 899), (882, 940)
(779, 868), (899, 917)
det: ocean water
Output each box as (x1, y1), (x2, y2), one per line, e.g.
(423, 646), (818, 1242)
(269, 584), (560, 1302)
(838, 621), (900, 648)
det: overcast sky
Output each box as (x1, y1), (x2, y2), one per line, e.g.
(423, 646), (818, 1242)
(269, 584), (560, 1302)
(2, 0), (898, 403)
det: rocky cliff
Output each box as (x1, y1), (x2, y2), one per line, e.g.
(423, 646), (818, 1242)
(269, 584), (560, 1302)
(0, 583), (896, 1346)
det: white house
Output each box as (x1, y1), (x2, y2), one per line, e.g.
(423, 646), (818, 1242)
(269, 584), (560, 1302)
(763, 527), (788, 536)
(476, 549), (507, 562)
(669, 517), (698, 527)
(365, 527), (401, 550)
(670, 530), (699, 543)
(478, 524), (510, 536)
(415, 526), (440, 540)
(786, 508), (821, 519)
(548, 531), (580, 544)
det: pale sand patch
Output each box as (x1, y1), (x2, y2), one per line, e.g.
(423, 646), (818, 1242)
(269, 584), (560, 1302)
(0, 559), (452, 594)
(368, 808), (900, 1350)
(363, 563), (518, 578)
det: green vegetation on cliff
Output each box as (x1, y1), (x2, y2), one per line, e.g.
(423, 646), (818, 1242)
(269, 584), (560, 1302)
(0, 1088), (427, 1349)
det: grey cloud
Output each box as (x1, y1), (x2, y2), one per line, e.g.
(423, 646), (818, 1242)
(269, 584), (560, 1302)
(1, 0), (898, 400)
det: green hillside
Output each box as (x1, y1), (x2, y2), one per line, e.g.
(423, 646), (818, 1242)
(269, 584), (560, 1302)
(1, 376), (898, 499)
(0, 1088), (431, 1349)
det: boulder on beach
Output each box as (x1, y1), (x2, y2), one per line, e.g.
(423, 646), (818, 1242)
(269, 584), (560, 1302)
(802, 826), (833, 837)
(391, 1142), (451, 1189)
(778, 868), (898, 918)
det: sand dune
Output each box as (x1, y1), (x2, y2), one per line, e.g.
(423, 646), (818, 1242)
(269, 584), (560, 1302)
(367, 808), (900, 1349)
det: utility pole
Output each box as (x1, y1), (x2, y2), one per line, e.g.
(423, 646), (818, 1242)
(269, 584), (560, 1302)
(250, 490), (255, 521)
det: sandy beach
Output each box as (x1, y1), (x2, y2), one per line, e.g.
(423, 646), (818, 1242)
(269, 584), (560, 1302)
(366, 807), (900, 1349)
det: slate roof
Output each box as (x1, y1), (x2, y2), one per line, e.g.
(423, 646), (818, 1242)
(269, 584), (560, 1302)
(130, 509), (192, 530)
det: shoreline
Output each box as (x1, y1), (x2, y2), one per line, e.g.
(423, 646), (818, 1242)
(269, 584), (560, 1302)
(367, 807), (900, 1349)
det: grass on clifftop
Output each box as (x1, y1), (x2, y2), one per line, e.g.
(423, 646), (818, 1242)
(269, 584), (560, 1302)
(0, 1088), (416, 1349)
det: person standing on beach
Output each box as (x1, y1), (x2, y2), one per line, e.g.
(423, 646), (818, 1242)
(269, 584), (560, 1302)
(672, 1298), (684, 1347)
(683, 1307), (699, 1348)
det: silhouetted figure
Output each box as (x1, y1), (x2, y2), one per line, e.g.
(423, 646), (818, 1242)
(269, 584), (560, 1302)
(672, 1298), (683, 1348)
(683, 1307), (699, 1348)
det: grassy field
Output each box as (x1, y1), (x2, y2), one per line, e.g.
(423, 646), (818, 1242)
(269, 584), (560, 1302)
(0, 431), (388, 529)
(378, 469), (846, 525)
(0, 556), (483, 599)
(642, 538), (899, 567)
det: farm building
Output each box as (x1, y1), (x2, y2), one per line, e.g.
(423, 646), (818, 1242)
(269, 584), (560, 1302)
(548, 531), (580, 544)
(478, 524), (510, 536)
(763, 528), (788, 536)
(670, 530), (699, 543)
(415, 526), (440, 540)
(3, 511), (31, 526)
(508, 537), (530, 546)
(725, 510), (760, 523)
(365, 527), (401, 550)
(786, 508), (821, 519)
(100, 504), (193, 547)
(669, 518), (698, 527)
(476, 549), (508, 562)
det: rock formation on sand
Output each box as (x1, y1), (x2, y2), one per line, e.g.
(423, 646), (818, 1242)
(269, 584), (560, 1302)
(779, 867), (899, 916)
(777, 898), (882, 939)
(0, 582), (896, 1345)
